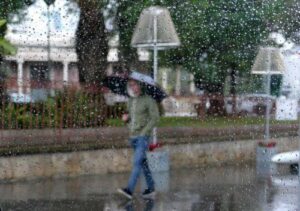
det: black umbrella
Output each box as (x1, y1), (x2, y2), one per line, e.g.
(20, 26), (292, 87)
(102, 76), (128, 96)
(102, 72), (167, 103)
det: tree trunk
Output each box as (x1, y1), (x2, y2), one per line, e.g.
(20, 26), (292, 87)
(75, 1), (108, 125)
(230, 69), (237, 116)
(75, 1), (108, 85)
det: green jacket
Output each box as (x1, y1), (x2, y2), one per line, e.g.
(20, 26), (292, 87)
(127, 95), (160, 137)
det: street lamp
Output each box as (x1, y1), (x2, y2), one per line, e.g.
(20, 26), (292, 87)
(131, 6), (180, 82)
(251, 46), (285, 142)
(44, 0), (55, 93)
(131, 6), (180, 144)
(251, 46), (285, 176)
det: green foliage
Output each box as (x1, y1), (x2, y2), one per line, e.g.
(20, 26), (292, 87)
(0, 20), (5, 27)
(0, 19), (16, 55)
(117, 0), (299, 90)
(107, 116), (297, 128)
(0, 0), (33, 19)
(0, 38), (17, 55)
(44, 0), (55, 6)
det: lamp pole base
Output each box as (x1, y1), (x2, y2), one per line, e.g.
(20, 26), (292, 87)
(256, 141), (277, 178)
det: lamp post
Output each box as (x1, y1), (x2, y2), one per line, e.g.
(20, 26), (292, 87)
(251, 46), (285, 176)
(131, 7), (180, 191)
(131, 6), (180, 144)
(251, 46), (285, 142)
(44, 0), (55, 93)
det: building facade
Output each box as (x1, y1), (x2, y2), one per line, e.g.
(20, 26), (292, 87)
(5, 37), (79, 101)
(2, 0), (80, 102)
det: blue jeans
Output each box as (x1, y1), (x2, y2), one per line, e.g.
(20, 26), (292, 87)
(127, 136), (155, 193)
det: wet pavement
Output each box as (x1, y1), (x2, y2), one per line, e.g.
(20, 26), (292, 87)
(0, 164), (299, 211)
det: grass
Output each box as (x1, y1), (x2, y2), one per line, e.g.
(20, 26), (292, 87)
(107, 116), (298, 128)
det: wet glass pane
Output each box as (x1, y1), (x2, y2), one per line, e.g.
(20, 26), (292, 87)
(0, 0), (300, 210)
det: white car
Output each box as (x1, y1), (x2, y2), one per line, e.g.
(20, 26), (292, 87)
(225, 94), (276, 115)
(272, 150), (299, 174)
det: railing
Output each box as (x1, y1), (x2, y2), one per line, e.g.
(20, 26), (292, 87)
(0, 85), (126, 130)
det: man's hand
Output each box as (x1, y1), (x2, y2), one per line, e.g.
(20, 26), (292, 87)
(122, 113), (129, 122)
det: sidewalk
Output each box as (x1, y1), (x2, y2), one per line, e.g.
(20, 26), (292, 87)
(0, 165), (298, 211)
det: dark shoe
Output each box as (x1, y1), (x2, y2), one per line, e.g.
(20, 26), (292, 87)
(117, 188), (133, 200)
(142, 189), (156, 198)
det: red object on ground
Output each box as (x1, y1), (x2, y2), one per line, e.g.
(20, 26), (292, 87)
(258, 141), (276, 148)
(149, 143), (162, 151)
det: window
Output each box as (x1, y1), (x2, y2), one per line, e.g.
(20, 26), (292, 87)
(30, 64), (49, 82)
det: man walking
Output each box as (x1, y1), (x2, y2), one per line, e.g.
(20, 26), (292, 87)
(118, 78), (160, 199)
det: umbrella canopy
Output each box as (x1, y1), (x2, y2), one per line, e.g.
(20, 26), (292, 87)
(103, 75), (128, 96)
(102, 72), (167, 103)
